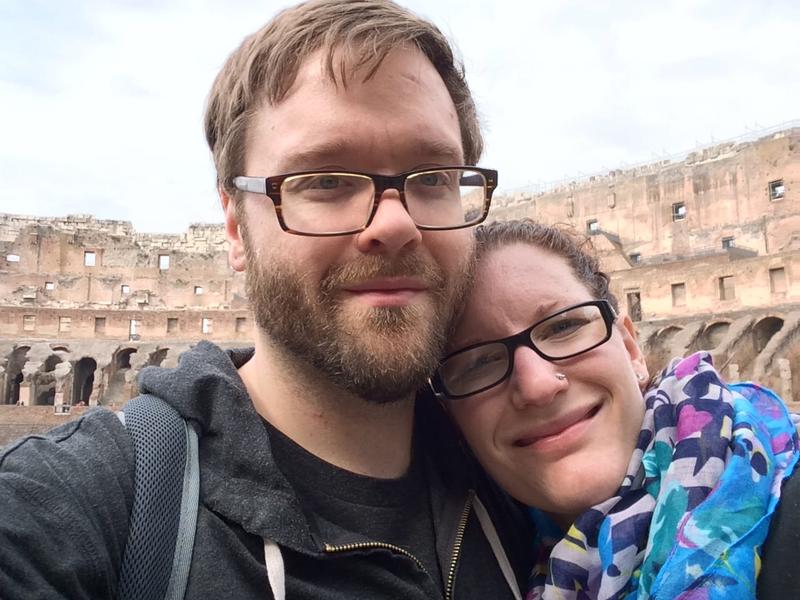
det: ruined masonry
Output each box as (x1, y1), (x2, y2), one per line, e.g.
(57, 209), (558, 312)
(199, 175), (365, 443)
(1, 124), (798, 443)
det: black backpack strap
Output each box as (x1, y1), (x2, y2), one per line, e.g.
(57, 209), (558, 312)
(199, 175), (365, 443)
(118, 394), (200, 600)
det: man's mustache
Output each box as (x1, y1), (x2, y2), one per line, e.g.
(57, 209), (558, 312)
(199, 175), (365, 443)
(320, 253), (446, 295)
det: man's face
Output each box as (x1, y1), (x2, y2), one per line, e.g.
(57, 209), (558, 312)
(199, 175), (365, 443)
(225, 46), (475, 402)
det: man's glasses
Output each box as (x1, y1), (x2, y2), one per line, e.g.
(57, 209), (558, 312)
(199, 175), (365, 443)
(232, 166), (497, 237)
(431, 300), (617, 400)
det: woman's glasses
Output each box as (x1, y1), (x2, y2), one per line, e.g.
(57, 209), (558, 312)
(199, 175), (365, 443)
(431, 300), (617, 400)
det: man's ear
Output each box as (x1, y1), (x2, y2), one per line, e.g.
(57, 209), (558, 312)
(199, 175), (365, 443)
(618, 312), (649, 382)
(221, 187), (247, 272)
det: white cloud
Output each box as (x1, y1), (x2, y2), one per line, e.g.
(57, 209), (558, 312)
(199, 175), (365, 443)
(1, 0), (798, 231)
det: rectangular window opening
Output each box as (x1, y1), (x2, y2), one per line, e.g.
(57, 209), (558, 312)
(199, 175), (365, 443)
(94, 317), (106, 334)
(629, 253), (641, 265)
(167, 317), (179, 334)
(45, 281), (55, 290)
(194, 286), (204, 295)
(59, 316), (72, 332)
(718, 276), (735, 301)
(768, 179), (785, 201)
(769, 267), (787, 294)
(23, 315), (36, 332)
(121, 284), (130, 294)
(722, 236), (735, 250)
(84, 251), (96, 267)
(626, 291), (642, 322)
(671, 282), (686, 307)
(672, 202), (687, 221)
(235, 317), (247, 333)
(586, 219), (599, 235)
(6, 254), (20, 263)
(158, 254), (170, 270)
(201, 318), (213, 334)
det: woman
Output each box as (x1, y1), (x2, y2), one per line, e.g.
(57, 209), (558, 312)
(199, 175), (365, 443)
(430, 219), (799, 600)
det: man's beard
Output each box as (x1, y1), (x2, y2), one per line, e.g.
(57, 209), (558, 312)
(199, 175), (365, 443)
(243, 232), (474, 404)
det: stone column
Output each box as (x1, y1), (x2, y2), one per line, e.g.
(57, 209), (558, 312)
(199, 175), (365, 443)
(89, 368), (105, 406)
(18, 382), (31, 406)
(53, 361), (72, 407)
(728, 363), (740, 382)
(777, 359), (793, 404)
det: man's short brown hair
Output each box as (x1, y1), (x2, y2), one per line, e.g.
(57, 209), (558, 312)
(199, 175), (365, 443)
(204, 0), (482, 196)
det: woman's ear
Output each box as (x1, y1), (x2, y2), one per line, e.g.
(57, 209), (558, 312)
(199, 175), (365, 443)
(617, 313), (649, 386)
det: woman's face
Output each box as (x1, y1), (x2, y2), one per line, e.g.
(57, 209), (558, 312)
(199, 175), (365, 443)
(445, 243), (648, 526)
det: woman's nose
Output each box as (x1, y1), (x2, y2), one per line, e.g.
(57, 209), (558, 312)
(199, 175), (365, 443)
(508, 346), (568, 410)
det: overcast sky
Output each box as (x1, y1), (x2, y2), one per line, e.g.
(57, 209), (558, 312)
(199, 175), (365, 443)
(2, 0), (798, 233)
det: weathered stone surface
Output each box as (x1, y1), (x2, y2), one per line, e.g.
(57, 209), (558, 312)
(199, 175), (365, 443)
(0, 126), (797, 445)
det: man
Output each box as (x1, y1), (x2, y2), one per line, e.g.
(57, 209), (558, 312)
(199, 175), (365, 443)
(0, 1), (532, 598)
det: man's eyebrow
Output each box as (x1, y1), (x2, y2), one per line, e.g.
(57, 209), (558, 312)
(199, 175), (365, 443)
(277, 139), (464, 173)
(278, 141), (353, 171)
(412, 140), (464, 165)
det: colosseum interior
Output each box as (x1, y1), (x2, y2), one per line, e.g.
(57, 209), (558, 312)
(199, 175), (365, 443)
(1, 125), (798, 443)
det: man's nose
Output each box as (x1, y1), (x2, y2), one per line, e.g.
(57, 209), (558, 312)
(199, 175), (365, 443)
(354, 187), (422, 254)
(508, 346), (568, 411)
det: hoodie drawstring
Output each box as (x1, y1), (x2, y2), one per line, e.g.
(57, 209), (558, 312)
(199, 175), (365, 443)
(264, 539), (285, 600)
(473, 497), (523, 600)
(262, 499), (520, 600)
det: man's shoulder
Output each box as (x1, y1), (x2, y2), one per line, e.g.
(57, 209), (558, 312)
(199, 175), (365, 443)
(0, 408), (137, 598)
(2, 405), (129, 452)
(1, 407), (135, 498)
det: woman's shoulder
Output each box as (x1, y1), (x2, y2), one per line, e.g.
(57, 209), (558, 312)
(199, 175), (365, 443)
(758, 466), (800, 597)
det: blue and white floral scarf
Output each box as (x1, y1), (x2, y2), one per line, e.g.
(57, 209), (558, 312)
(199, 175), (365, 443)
(526, 352), (800, 600)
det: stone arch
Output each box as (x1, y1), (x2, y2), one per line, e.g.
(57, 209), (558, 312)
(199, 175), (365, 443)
(694, 321), (731, 352)
(35, 388), (56, 406)
(31, 354), (64, 407)
(646, 326), (683, 375)
(753, 317), (784, 354)
(104, 347), (138, 405)
(4, 346), (30, 404)
(43, 354), (63, 372)
(115, 347), (137, 370)
(72, 357), (97, 405)
(147, 348), (169, 367)
(731, 316), (786, 380)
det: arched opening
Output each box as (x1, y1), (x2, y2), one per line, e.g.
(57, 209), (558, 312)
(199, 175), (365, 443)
(72, 357), (97, 405)
(50, 345), (70, 353)
(4, 346), (30, 404)
(147, 348), (169, 367)
(697, 322), (730, 351)
(11, 373), (23, 405)
(753, 317), (784, 354)
(35, 389), (56, 406)
(104, 348), (138, 405)
(646, 326), (683, 376)
(32, 354), (63, 408)
(43, 355), (62, 372)
(115, 348), (136, 370)
(730, 316), (787, 379)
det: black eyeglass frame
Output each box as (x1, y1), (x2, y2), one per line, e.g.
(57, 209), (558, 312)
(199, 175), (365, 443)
(231, 166), (498, 237)
(430, 299), (617, 400)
